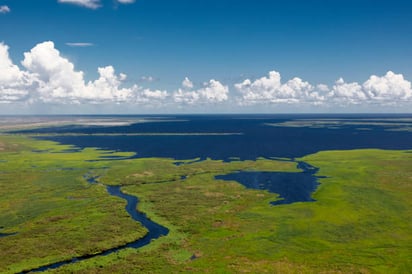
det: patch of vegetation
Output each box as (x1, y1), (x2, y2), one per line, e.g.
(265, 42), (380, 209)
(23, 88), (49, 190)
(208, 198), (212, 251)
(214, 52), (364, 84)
(1, 135), (410, 273)
(0, 135), (296, 273)
(0, 135), (144, 273)
(57, 150), (411, 273)
(266, 118), (412, 131)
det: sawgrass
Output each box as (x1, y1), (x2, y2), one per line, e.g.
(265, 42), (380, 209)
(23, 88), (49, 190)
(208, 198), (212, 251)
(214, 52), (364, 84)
(1, 135), (411, 273)
(0, 136), (144, 273)
(60, 149), (411, 273)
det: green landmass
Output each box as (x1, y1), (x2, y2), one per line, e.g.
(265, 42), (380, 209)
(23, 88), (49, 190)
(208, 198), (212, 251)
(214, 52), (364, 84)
(265, 118), (412, 132)
(0, 135), (411, 273)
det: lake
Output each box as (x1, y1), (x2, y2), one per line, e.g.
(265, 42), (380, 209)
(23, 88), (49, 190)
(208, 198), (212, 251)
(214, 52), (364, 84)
(13, 114), (412, 160)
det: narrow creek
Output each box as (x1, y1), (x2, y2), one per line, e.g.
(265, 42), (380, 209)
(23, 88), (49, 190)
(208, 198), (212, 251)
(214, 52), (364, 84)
(22, 159), (319, 272)
(22, 178), (169, 273)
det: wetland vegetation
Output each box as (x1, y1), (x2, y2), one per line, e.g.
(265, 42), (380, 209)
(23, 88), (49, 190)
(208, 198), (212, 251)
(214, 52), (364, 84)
(1, 115), (411, 273)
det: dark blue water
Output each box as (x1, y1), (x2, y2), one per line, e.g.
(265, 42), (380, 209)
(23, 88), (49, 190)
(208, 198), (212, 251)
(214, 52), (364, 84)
(15, 114), (412, 160)
(216, 161), (324, 205)
(0, 232), (16, 238)
(106, 186), (169, 248)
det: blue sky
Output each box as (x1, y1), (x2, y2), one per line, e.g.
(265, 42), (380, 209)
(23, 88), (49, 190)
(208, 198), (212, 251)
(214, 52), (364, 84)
(0, 0), (412, 114)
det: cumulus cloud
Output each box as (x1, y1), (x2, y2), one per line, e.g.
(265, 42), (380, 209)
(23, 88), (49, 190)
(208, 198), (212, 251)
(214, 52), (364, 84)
(0, 43), (23, 84)
(235, 70), (412, 107)
(235, 71), (324, 105)
(140, 76), (155, 82)
(58, 0), (101, 9)
(328, 78), (367, 104)
(182, 77), (194, 89)
(1, 41), (231, 108)
(85, 66), (134, 103)
(0, 43), (32, 103)
(136, 88), (168, 103)
(0, 5), (10, 13)
(1, 41), (411, 111)
(21, 41), (88, 103)
(326, 72), (412, 106)
(363, 71), (412, 101)
(174, 78), (229, 104)
(0, 41), (170, 105)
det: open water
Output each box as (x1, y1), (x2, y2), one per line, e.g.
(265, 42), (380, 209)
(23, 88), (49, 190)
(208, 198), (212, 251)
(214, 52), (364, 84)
(16, 114), (412, 160)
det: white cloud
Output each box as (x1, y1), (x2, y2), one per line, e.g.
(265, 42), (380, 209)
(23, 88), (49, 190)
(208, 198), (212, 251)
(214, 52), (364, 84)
(182, 77), (193, 89)
(328, 78), (367, 104)
(140, 76), (155, 82)
(174, 78), (228, 104)
(21, 41), (88, 103)
(198, 79), (229, 102)
(0, 5), (10, 14)
(2, 41), (230, 107)
(58, 0), (101, 9)
(136, 89), (168, 103)
(363, 71), (412, 101)
(174, 89), (198, 105)
(0, 43), (23, 84)
(66, 42), (94, 47)
(235, 70), (412, 107)
(0, 43), (32, 103)
(235, 71), (324, 105)
(316, 84), (329, 92)
(326, 72), (412, 105)
(1, 41), (411, 112)
(0, 41), (154, 104)
(0, 41), (172, 105)
(85, 66), (134, 103)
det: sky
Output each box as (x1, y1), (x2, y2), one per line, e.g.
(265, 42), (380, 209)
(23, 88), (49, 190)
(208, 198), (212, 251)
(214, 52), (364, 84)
(0, 0), (412, 114)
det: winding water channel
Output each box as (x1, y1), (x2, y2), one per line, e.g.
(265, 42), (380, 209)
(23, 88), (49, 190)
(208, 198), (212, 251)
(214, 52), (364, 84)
(22, 159), (321, 272)
(22, 181), (169, 273)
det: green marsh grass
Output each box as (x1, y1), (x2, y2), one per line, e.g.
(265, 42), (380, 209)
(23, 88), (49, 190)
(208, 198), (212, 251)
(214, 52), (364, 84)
(1, 135), (411, 273)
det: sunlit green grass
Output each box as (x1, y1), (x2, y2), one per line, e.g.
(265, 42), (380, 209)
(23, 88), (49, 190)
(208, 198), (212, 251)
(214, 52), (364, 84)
(1, 135), (411, 273)
(60, 150), (411, 273)
(0, 136), (144, 273)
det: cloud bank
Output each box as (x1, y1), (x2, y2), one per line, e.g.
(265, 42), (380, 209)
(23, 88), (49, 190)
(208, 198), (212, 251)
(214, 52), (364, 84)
(235, 71), (412, 107)
(0, 41), (411, 112)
